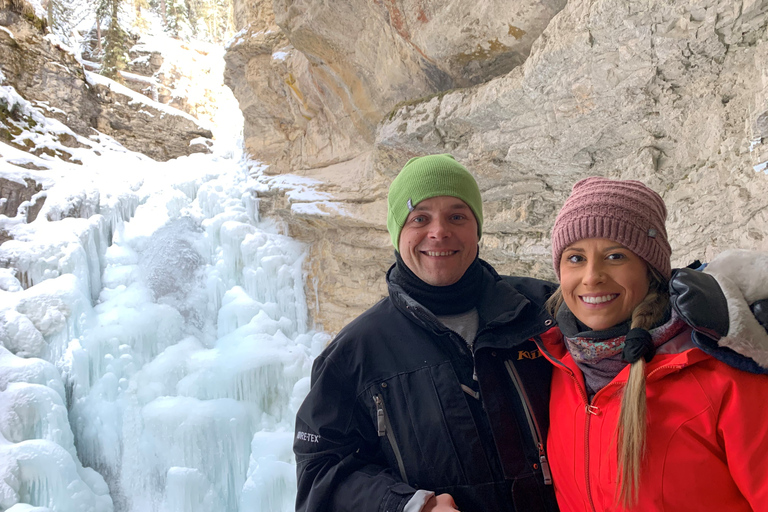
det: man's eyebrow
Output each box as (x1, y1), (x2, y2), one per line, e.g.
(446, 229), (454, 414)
(413, 202), (471, 211)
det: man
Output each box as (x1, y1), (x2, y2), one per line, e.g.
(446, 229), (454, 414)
(293, 154), (768, 512)
(294, 154), (559, 511)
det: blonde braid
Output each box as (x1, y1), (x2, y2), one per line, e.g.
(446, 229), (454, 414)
(615, 270), (669, 508)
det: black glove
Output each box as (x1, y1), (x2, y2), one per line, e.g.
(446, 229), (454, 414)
(671, 267), (768, 375)
(669, 268), (729, 346)
(751, 300), (768, 334)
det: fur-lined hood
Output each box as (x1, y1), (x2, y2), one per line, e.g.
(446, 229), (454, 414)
(701, 249), (768, 372)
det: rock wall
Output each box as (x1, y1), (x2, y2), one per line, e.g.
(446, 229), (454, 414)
(224, 0), (565, 175)
(0, 0), (212, 163)
(227, 0), (768, 334)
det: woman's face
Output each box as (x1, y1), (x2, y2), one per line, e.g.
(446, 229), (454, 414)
(559, 238), (650, 331)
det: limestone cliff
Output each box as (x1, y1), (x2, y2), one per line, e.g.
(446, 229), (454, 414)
(227, 0), (768, 334)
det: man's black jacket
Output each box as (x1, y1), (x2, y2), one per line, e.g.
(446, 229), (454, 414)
(294, 261), (559, 512)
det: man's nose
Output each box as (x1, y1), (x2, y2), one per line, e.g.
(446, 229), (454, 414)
(427, 217), (450, 238)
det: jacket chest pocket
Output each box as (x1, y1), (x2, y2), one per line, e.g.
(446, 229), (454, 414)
(366, 361), (494, 490)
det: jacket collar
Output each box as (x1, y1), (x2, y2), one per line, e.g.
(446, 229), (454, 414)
(540, 326), (712, 385)
(386, 259), (551, 348)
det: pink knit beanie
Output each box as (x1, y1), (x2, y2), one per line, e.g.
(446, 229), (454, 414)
(551, 177), (671, 280)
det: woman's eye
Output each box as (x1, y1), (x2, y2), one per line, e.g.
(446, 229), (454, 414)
(607, 253), (626, 260)
(566, 254), (583, 264)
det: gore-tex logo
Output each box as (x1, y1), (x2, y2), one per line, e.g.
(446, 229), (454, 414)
(296, 431), (321, 443)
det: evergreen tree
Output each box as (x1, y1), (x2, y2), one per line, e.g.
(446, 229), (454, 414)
(99, 0), (130, 81)
(132, 0), (151, 32)
(164, 0), (193, 39)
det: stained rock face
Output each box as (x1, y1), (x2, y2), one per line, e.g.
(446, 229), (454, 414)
(0, 0), (212, 163)
(225, 0), (566, 175)
(229, 0), (768, 334)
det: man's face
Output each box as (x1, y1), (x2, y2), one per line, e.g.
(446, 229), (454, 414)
(398, 196), (479, 286)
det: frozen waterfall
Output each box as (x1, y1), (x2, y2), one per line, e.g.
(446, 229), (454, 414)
(0, 114), (329, 511)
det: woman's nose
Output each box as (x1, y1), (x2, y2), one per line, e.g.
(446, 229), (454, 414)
(582, 261), (605, 285)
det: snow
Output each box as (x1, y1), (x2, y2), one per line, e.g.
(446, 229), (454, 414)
(21, 0), (46, 21)
(256, 174), (349, 218)
(0, 45), (331, 512)
(272, 50), (291, 62)
(1, 26), (15, 40)
(224, 28), (249, 50)
(85, 71), (202, 126)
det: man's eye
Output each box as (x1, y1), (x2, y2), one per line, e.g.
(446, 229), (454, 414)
(450, 214), (465, 221)
(412, 215), (427, 223)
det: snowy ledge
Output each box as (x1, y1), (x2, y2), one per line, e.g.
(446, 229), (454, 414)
(85, 71), (210, 130)
(254, 172), (351, 219)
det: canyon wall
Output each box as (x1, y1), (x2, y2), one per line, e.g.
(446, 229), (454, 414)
(225, 0), (768, 333)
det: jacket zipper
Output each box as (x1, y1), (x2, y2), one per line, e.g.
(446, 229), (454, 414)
(504, 360), (553, 485)
(562, 367), (599, 512)
(537, 335), (688, 511)
(374, 394), (408, 482)
(536, 339), (599, 509)
(582, 366), (684, 512)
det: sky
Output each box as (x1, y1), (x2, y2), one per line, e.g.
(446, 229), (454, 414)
(0, 14), (331, 512)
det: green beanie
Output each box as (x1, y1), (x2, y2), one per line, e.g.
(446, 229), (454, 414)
(387, 154), (483, 249)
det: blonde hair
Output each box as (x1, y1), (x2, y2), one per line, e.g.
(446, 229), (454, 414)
(615, 268), (667, 508)
(545, 268), (669, 508)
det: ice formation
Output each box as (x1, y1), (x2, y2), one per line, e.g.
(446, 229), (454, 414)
(0, 49), (329, 511)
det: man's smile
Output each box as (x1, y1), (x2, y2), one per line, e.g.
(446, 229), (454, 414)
(421, 250), (459, 257)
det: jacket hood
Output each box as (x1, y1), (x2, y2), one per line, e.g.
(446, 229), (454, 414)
(704, 249), (768, 370)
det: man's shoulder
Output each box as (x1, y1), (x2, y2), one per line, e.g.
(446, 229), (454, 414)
(497, 274), (557, 305)
(324, 297), (403, 350)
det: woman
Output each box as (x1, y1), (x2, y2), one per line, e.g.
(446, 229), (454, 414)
(537, 177), (768, 511)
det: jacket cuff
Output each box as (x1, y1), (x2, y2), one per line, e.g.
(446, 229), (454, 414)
(404, 490), (435, 512)
(381, 483), (419, 512)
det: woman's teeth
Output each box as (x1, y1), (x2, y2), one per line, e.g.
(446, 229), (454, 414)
(581, 294), (618, 304)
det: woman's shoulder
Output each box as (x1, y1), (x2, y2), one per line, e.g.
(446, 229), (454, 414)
(682, 350), (768, 406)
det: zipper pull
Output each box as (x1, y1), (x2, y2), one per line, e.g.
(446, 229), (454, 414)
(461, 384), (480, 400)
(472, 366), (478, 381)
(374, 395), (386, 437)
(538, 443), (553, 485)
